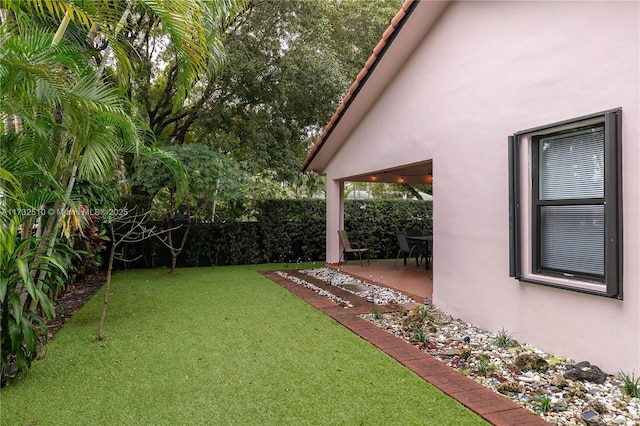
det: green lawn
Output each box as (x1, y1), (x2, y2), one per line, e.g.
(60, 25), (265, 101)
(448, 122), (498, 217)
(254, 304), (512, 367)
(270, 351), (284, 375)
(1, 264), (486, 425)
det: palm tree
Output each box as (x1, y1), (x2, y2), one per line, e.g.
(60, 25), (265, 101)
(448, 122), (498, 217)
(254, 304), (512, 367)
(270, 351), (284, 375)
(2, 0), (248, 275)
(0, 0), (247, 377)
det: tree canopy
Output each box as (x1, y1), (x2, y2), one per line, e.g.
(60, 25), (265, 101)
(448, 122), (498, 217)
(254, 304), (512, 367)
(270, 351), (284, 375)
(130, 0), (403, 181)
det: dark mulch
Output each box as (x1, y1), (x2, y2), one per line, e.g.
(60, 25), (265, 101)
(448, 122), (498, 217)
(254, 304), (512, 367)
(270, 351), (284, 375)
(46, 271), (107, 339)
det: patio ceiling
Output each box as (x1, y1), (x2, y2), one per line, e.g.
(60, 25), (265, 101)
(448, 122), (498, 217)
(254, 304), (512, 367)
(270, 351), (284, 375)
(342, 160), (432, 185)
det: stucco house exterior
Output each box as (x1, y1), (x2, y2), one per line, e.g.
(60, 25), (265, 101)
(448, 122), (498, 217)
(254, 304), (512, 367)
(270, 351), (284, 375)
(301, 0), (639, 374)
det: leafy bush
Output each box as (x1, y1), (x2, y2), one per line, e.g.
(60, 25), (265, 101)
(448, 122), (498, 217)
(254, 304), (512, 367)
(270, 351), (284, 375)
(0, 217), (67, 378)
(114, 199), (433, 269)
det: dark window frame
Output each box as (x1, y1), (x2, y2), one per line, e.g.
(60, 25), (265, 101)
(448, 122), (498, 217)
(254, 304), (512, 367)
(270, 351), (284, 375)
(509, 108), (623, 298)
(531, 125), (606, 281)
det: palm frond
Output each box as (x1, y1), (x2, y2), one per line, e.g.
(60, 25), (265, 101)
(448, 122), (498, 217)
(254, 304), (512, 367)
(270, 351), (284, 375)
(204, 0), (248, 77)
(0, 167), (23, 199)
(134, 118), (158, 148)
(67, 72), (122, 112)
(0, 150), (54, 187)
(77, 130), (119, 181)
(140, 0), (210, 109)
(109, 33), (135, 92)
(0, 0), (94, 31)
(97, 112), (139, 151)
(21, 189), (62, 211)
(207, 0), (249, 28)
(74, 107), (138, 182)
(0, 28), (89, 118)
(137, 146), (188, 204)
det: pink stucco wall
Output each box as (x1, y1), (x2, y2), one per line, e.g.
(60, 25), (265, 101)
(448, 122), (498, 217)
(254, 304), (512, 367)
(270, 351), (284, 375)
(323, 1), (639, 373)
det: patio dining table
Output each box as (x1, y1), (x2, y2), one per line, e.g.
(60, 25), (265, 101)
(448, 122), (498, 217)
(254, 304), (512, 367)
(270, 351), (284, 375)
(406, 235), (432, 270)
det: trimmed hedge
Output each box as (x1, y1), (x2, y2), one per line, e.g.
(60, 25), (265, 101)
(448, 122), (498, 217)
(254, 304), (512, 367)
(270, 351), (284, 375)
(115, 199), (432, 268)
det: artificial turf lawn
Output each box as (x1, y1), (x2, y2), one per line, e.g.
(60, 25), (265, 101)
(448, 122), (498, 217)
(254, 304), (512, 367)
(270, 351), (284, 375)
(1, 264), (487, 425)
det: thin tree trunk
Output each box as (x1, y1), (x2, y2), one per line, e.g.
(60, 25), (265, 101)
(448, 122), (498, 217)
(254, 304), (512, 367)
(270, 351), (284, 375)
(170, 251), (177, 273)
(29, 163), (78, 311)
(98, 224), (116, 340)
(167, 217), (192, 274)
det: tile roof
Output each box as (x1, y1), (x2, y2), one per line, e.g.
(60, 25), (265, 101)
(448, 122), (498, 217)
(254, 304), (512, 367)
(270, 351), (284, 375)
(300, 0), (417, 173)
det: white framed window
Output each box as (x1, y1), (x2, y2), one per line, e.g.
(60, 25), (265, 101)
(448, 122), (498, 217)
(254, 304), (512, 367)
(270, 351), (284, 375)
(509, 109), (622, 298)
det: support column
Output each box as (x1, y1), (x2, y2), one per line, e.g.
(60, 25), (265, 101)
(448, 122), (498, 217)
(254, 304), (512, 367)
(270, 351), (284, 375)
(326, 177), (344, 264)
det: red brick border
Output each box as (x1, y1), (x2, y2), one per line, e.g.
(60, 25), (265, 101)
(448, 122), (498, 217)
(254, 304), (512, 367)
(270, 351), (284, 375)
(261, 271), (549, 426)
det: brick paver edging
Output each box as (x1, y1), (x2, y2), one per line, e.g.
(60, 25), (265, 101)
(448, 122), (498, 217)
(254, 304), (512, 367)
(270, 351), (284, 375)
(261, 271), (549, 426)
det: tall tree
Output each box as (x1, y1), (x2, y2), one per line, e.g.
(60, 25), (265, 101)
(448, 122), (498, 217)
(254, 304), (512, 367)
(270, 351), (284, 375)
(1, 0), (247, 273)
(130, 0), (402, 182)
(195, 0), (402, 181)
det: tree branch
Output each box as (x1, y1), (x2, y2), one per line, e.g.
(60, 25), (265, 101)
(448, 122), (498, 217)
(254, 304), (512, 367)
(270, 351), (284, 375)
(149, 63), (179, 124)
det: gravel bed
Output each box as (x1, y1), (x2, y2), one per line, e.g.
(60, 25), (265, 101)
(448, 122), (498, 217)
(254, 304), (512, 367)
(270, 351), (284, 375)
(298, 267), (415, 305)
(362, 308), (639, 425)
(279, 268), (640, 426)
(275, 270), (354, 307)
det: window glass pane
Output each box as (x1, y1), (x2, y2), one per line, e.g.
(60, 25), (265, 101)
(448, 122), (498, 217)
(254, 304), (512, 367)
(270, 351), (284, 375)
(539, 127), (604, 200)
(539, 205), (604, 277)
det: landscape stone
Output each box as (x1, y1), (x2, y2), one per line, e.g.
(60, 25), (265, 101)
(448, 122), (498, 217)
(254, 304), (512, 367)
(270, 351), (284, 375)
(580, 410), (606, 426)
(514, 353), (549, 372)
(551, 373), (569, 388)
(564, 361), (608, 384)
(497, 381), (524, 394)
(613, 414), (627, 424)
(285, 268), (638, 425)
(517, 375), (535, 383)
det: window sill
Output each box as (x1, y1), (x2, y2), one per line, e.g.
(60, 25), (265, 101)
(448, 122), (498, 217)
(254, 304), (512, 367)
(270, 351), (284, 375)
(517, 275), (621, 299)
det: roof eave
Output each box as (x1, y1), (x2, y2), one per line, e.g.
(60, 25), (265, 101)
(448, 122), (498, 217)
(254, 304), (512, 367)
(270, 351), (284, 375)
(300, 0), (450, 174)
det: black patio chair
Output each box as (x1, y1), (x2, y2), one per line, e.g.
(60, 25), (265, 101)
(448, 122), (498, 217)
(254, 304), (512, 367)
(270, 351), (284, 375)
(395, 231), (426, 267)
(406, 228), (430, 266)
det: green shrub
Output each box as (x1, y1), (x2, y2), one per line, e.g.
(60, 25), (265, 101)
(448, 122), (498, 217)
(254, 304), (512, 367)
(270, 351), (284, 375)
(618, 371), (640, 397)
(494, 327), (517, 348)
(115, 199), (433, 268)
(1, 217), (67, 377)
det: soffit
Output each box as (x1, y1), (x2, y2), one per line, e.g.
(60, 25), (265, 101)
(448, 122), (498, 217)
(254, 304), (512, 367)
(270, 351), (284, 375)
(342, 160), (433, 185)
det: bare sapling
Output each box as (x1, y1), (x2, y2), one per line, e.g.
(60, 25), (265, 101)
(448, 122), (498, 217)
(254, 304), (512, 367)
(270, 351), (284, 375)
(98, 209), (179, 340)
